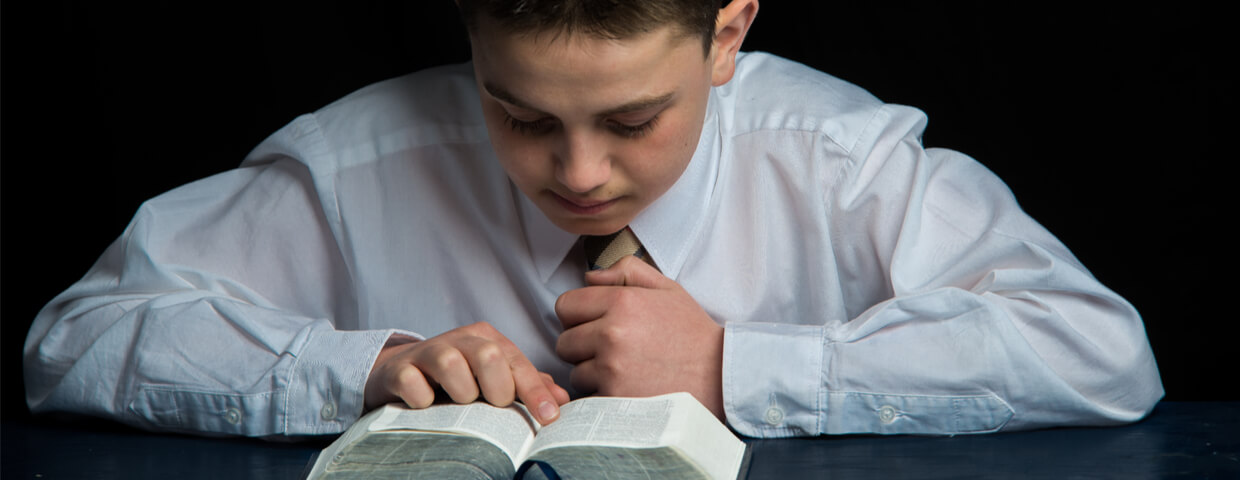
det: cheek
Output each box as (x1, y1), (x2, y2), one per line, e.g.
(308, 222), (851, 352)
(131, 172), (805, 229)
(486, 124), (547, 184)
(494, 144), (545, 188)
(626, 116), (700, 188)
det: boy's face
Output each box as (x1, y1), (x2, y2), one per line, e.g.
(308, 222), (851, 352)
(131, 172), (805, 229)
(469, 20), (715, 236)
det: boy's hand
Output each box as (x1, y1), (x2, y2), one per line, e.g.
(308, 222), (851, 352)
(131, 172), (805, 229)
(364, 322), (570, 425)
(554, 256), (725, 419)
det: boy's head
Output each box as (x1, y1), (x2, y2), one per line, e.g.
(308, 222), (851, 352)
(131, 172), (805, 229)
(459, 0), (758, 236)
(458, 0), (721, 57)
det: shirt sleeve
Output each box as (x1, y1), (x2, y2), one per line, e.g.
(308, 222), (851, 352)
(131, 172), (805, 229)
(722, 104), (1163, 437)
(23, 117), (419, 437)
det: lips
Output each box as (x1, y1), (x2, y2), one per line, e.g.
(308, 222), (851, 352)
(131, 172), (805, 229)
(552, 192), (618, 215)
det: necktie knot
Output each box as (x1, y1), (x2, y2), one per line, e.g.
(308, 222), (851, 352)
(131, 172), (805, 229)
(584, 227), (654, 271)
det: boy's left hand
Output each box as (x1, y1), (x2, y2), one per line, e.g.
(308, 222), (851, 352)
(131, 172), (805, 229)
(555, 256), (725, 419)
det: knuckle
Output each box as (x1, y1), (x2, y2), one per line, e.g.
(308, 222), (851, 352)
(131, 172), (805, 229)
(598, 323), (626, 347)
(597, 356), (624, 378)
(431, 349), (468, 373)
(474, 342), (505, 364)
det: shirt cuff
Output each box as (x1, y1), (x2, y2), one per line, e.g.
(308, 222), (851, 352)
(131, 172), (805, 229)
(284, 327), (422, 435)
(721, 322), (1014, 436)
(722, 322), (827, 437)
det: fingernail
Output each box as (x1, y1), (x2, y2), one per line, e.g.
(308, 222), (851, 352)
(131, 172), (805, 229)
(538, 401), (558, 422)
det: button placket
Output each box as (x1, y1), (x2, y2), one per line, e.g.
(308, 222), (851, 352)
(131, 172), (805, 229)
(762, 392), (785, 426)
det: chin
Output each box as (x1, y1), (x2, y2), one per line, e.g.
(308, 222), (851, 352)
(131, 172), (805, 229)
(535, 199), (635, 236)
(548, 215), (630, 236)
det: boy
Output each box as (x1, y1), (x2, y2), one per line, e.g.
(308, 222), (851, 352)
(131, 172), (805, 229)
(24, 0), (1162, 438)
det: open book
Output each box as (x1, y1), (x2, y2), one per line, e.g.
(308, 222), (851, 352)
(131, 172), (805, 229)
(306, 392), (749, 479)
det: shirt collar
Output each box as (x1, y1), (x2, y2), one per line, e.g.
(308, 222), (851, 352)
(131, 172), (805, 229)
(628, 91), (720, 280)
(518, 187), (580, 282)
(520, 89), (722, 282)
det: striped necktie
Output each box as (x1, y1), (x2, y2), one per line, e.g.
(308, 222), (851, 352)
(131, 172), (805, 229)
(584, 227), (657, 271)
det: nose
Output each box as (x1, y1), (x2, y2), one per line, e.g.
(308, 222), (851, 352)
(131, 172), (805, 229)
(555, 131), (611, 194)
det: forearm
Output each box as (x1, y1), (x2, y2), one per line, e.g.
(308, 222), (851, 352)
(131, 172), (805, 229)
(24, 285), (416, 436)
(721, 281), (1162, 437)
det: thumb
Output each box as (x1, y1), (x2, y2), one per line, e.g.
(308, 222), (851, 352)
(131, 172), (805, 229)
(585, 255), (665, 288)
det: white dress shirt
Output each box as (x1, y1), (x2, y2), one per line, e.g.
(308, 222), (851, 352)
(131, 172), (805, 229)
(24, 52), (1163, 438)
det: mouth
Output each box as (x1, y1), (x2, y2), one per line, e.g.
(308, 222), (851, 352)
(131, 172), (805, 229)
(551, 192), (619, 215)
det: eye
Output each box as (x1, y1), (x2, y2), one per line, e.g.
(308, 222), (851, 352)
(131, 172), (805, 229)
(608, 115), (660, 139)
(502, 111), (556, 135)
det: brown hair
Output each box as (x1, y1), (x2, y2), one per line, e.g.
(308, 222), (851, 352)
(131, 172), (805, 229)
(458, 0), (722, 56)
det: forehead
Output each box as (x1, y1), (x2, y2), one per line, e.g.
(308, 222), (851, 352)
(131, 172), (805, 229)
(469, 20), (707, 107)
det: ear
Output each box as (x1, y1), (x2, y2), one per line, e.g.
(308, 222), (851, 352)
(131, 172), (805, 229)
(710, 0), (759, 87)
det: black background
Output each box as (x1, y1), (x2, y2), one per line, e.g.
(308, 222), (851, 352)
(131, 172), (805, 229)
(1, 1), (1230, 422)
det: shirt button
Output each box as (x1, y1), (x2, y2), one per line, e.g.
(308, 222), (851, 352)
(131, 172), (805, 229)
(224, 407), (242, 425)
(878, 405), (898, 424)
(320, 401), (337, 420)
(764, 407), (785, 426)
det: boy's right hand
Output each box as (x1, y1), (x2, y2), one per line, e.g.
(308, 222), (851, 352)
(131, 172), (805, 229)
(364, 322), (570, 425)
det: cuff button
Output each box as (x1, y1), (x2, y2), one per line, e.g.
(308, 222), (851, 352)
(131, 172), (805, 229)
(320, 402), (338, 420)
(224, 407), (243, 425)
(764, 407), (785, 426)
(878, 405), (898, 424)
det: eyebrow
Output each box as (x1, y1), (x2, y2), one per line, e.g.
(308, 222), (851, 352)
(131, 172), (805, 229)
(483, 81), (675, 118)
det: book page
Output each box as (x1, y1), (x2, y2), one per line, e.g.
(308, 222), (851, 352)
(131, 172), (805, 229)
(319, 432), (515, 480)
(526, 393), (746, 480)
(526, 396), (673, 454)
(659, 394), (747, 480)
(368, 402), (538, 464)
(527, 446), (709, 480)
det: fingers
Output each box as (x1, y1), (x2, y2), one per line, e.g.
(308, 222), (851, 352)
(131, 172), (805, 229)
(456, 336), (516, 407)
(412, 341), (482, 404)
(584, 255), (666, 289)
(567, 359), (601, 395)
(555, 319), (600, 364)
(464, 324), (569, 424)
(543, 372), (572, 405)
(555, 287), (613, 330)
(392, 363), (437, 408)
(365, 340), (434, 411)
(509, 354), (564, 425)
(365, 323), (568, 425)
(560, 255), (670, 330)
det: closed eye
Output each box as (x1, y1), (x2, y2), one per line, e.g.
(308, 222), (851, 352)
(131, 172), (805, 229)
(503, 112), (660, 139)
(503, 112), (556, 135)
(607, 115), (660, 139)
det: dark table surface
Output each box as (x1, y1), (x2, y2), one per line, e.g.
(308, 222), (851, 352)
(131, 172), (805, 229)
(4, 401), (1237, 479)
